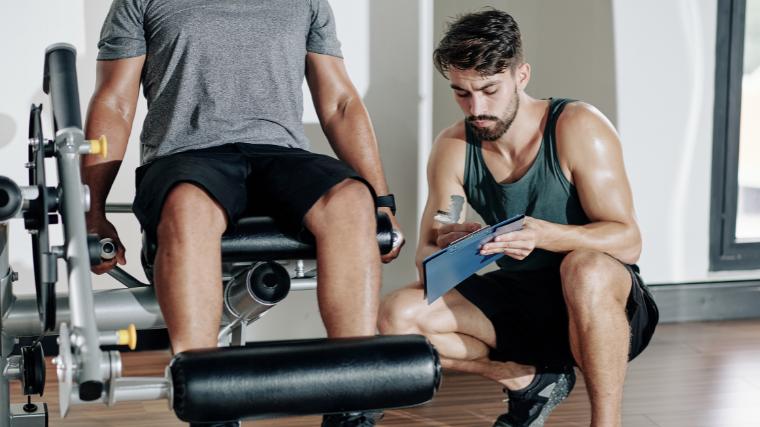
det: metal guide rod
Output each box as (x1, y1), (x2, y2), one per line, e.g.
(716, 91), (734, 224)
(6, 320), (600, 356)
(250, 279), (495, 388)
(3, 277), (316, 338)
(45, 43), (103, 399)
(55, 127), (103, 396)
(4, 287), (163, 338)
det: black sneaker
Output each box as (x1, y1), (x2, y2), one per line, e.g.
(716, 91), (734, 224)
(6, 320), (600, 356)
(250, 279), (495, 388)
(321, 411), (384, 427)
(493, 366), (576, 427)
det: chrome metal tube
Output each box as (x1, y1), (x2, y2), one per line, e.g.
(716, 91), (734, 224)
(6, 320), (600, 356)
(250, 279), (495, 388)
(290, 277), (317, 291)
(68, 377), (171, 406)
(55, 127), (103, 395)
(224, 262), (290, 320)
(3, 287), (164, 338)
(109, 377), (171, 403)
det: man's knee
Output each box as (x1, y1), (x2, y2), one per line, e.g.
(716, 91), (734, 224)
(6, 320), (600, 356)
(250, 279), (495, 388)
(157, 183), (227, 243)
(560, 249), (628, 311)
(378, 286), (426, 335)
(311, 179), (375, 225)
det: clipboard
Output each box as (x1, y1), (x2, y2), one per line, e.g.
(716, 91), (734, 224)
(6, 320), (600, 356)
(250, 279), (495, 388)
(422, 214), (525, 304)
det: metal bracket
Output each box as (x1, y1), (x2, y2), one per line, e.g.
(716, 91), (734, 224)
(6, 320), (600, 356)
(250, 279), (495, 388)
(9, 402), (47, 427)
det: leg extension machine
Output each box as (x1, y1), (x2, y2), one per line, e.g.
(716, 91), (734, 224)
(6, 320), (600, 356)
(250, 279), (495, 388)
(0, 44), (440, 426)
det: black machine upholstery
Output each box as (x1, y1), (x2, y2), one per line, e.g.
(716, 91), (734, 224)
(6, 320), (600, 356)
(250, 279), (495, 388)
(142, 212), (395, 273)
(170, 335), (442, 423)
(222, 212), (395, 261)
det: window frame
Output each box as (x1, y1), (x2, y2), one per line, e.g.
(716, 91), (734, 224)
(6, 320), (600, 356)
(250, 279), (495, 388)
(710, 0), (760, 270)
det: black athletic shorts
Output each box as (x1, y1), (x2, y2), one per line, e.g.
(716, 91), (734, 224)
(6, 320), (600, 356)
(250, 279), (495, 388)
(133, 143), (374, 241)
(455, 262), (658, 369)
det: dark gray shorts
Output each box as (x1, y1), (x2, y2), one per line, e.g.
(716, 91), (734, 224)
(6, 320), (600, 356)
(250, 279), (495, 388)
(455, 262), (658, 369)
(133, 143), (374, 241)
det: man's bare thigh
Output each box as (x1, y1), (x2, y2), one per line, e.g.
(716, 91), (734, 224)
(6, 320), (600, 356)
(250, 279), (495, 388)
(400, 282), (498, 348)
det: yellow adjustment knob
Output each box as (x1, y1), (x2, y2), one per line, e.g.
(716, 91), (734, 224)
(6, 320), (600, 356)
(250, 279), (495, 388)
(117, 324), (137, 350)
(88, 135), (108, 158)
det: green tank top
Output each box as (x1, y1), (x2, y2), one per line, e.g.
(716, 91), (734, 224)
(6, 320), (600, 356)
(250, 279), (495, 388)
(463, 98), (589, 271)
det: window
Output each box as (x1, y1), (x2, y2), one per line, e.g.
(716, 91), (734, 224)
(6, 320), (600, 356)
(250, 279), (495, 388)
(710, 0), (760, 270)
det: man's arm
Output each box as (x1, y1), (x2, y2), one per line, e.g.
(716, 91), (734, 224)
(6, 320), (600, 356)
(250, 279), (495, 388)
(305, 52), (403, 261)
(82, 55), (145, 272)
(415, 130), (480, 278)
(482, 103), (642, 264)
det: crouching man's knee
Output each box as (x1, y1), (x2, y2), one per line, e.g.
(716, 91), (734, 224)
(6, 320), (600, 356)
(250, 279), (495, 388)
(378, 286), (427, 336)
(560, 249), (630, 316)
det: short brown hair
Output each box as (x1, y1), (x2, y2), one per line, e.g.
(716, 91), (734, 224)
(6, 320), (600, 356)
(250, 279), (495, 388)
(433, 9), (524, 78)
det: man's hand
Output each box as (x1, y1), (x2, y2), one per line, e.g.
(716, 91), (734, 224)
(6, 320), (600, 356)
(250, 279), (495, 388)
(87, 215), (126, 274)
(436, 222), (482, 248)
(381, 207), (405, 263)
(480, 216), (544, 260)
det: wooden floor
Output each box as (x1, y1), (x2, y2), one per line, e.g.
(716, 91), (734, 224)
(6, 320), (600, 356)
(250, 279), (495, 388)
(11, 319), (760, 426)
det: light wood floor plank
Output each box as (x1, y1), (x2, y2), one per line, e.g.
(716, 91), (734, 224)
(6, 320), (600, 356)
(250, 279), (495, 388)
(9, 320), (760, 426)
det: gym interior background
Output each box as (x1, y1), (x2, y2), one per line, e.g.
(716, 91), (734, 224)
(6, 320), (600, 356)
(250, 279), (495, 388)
(0, 0), (758, 340)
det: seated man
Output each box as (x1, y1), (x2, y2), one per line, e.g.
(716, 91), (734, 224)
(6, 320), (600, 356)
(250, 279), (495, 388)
(379, 9), (658, 427)
(82, 1), (402, 426)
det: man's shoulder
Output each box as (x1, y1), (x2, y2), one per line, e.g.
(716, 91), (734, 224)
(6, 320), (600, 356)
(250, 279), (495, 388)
(554, 100), (622, 171)
(436, 120), (467, 141)
(555, 101), (615, 138)
(555, 101), (619, 150)
(433, 120), (467, 153)
(431, 120), (468, 163)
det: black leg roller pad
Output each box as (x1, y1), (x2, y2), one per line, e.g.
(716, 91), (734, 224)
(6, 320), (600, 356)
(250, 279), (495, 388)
(170, 335), (442, 423)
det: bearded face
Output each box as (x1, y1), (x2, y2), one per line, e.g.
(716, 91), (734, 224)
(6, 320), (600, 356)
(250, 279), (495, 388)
(449, 67), (524, 142)
(466, 86), (520, 141)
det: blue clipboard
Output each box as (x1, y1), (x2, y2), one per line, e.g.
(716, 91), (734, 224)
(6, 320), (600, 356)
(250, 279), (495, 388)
(423, 214), (525, 304)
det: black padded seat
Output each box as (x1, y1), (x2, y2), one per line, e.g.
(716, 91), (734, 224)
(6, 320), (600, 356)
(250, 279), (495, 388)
(142, 213), (394, 275)
(220, 216), (317, 262)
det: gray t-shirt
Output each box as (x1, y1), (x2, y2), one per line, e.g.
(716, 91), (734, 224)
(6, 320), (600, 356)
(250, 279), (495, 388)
(98, 0), (343, 163)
